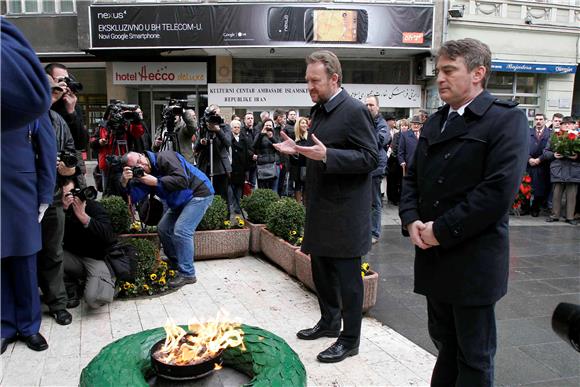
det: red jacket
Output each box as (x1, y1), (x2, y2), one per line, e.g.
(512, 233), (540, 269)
(91, 121), (144, 170)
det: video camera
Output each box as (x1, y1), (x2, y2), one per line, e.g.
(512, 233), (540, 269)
(58, 150), (78, 168)
(106, 100), (140, 136)
(201, 106), (224, 128)
(69, 186), (98, 201)
(161, 99), (189, 133)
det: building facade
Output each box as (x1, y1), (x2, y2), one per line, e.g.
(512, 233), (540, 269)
(2, 0), (578, 150)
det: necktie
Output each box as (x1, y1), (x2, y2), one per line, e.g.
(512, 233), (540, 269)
(441, 111), (460, 133)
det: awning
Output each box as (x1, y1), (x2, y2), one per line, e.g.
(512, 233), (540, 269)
(491, 61), (576, 74)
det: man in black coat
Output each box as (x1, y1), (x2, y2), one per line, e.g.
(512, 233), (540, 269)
(399, 38), (528, 386)
(274, 50), (378, 363)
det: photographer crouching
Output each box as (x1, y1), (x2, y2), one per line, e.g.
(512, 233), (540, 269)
(120, 150), (214, 288)
(61, 180), (116, 309)
(90, 101), (144, 196)
(153, 100), (197, 164)
(194, 104), (232, 209)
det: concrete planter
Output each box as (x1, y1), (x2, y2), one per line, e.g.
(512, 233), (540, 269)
(260, 228), (299, 277)
(295, 250), (315, 292)
(294, 250), (379, 312)
(118, 233), (160, 248)
(246, 221), (266, 254)
(194, 228), (250, 260)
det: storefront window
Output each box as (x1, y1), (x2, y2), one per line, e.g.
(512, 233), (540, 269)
(489, 71), (539, 125)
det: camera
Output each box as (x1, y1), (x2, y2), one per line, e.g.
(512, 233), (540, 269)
(58, 150), (78, 168)
(59, 75), (83, 94)
(161, 99), (189, 133)
(106, 101), (140, 136)
(132, 166), (145, 178)
(70, 186), (98, 201)
(202, 107), (224, 127)
(552, 302), (580, 352)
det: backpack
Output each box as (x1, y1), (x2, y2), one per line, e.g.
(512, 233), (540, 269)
(104, 242), (138, 282)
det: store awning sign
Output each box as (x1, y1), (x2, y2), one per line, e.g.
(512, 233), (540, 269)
(208, 83), (421, 108)
(491, 61), (576, 74)
(112, 62), (207, 85)
(89, 4), (433, 49)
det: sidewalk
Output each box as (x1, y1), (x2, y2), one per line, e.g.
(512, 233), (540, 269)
(0, 256), (435, 386)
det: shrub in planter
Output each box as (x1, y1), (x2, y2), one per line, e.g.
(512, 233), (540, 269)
(117, 237), (174, 297)
(266, 198), (305, 244)
(240, 189), (279, 224)
(197, 196), (229, 231)
(100, 195), (131, 235)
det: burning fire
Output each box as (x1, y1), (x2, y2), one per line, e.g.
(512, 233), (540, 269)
(154, 318), (245, 366)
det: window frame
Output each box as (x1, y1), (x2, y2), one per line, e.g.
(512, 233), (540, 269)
(7, 0), (77, 15)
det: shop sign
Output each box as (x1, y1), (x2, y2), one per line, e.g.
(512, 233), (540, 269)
(112, 62), (207, 85)
(208, 83), (421, 107)
(491, 61), (576, 74)
(89, 4), (433, 49)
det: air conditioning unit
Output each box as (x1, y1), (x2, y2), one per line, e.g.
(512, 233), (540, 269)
(416, 57), (436, 80)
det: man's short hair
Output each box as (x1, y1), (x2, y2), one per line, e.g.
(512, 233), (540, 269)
(437, 38), (492, 88)
(366, 95), (379, 106)
(44, 62), (68, 75)
(306, 50), (343, 86)
(273, 109), (285, 121)
(245, 111), (253, 117)
(552, 113), (564, 119)
(535, 113), (546, 119)
(260, 111), (269, 121)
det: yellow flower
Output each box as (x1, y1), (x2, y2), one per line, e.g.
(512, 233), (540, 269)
(159, 261), (168, 268)
(122, 282), (130, 290)
(224, 220), (231, 227)
(150, 273), (157, 281)
(238, 219), (245, 227)
(168, 270), (176, 277)
(290, 230), (297, 236)
(159, 278), (166, 286)
(143, 284), (150, 291)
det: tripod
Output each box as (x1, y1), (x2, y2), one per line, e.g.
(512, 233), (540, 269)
(160, 129), (180, 154)
(103, 134), (128, 196)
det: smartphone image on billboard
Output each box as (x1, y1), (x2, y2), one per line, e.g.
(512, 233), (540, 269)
(304, 9), (368, 44)
(267, 7), (310, 41)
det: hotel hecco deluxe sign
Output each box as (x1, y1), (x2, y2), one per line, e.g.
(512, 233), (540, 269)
(112, 62), (207, 85)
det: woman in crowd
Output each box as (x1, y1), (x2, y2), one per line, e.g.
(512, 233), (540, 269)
(253, 118), (279, 191)
(290, 117), (309, 203)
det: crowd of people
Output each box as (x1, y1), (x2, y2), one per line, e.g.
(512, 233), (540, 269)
(2, 17), (578, 386)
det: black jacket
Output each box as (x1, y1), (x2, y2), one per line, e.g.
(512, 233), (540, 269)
(230, 132), (253, 185)
(399, 90), (528, 305)
(51, 100), (87, 151)
(253, 132), (279, 165)
(63, 200), (116, 260)
(301, 89), (378, 258)
(194, 123), (232, 177)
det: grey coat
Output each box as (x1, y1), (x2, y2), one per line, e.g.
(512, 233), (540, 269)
(543, 139), (580, 183)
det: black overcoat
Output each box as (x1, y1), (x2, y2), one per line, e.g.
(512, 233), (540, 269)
(527, 127), (551, 197)
(301, 89), (378, 258)
(399, 91), (528, 305)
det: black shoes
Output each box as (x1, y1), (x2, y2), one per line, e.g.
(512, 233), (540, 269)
(66, 298), (80, 309)
(1, 336), (17, 355)
(51, 309), (72, 325)
(296, 323), (340, 340)
(317, 341), (359, 363)
(546, 216), (559, 222)
(22, 333), (48, 352)
(565, 219), (578, 226)
(168, 273), (197, 288)
(530, 210), (539, 217)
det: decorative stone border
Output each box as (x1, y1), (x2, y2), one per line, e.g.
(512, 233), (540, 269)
(194, 228), (250, 260)
(80, 324), (306, 387)
(246, 221), (266, 254)
(260, 228), (299, 277)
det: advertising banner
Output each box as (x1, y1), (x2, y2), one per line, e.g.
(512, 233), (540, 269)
(90, 3), (433, 49)
(208, 83), (421, 108)
(112, 62), (207, 85)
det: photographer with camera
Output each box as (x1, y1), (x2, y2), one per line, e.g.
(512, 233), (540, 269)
(45, 63), (88, 188)
(36, 75), (82, 326)
(60, 179), (116, 309)
(194, 104), (232, 207)
(90, 101), (145, 196)
(120, 150), (214, 288)
(153, 100), (197, 164)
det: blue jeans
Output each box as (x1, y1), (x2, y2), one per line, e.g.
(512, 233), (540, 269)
(371, 175), (383, 239)
(158, 195), (213, 277)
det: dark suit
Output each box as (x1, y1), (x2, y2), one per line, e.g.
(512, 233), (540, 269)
(527, 127), (551, 212)
(398, 129), (420, 168)
(1, 21), (56, 340)
(302, 89), (378, 347)
(399, 91), (528, 385)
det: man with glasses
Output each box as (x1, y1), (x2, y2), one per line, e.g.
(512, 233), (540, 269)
(120, 150), (214, 288)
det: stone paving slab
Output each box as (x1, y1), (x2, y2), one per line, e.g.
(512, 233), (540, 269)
(0, 256), (435, 386)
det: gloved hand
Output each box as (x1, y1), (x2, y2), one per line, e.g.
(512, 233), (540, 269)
(38, 203), (49, 223)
